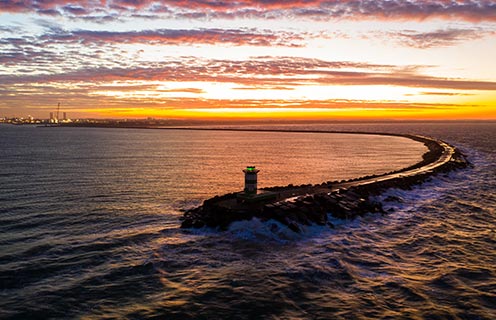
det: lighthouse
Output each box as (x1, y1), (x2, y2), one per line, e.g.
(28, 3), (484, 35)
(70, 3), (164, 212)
(237, 166), (276, 203)
(243, 166), (259, 194)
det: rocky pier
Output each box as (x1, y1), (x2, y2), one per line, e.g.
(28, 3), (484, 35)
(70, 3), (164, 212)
(180, 133), (469, 232)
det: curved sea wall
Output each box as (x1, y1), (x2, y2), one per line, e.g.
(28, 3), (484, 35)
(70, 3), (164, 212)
(180, 133), (468, 232)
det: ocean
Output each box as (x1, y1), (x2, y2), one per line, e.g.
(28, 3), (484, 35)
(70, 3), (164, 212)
(0, 122), (494, 319)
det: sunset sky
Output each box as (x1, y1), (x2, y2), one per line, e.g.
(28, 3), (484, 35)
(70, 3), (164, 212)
(1, 1), (496, 120)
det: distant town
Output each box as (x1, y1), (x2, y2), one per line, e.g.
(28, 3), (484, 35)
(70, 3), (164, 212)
(0, 114), (294, 127)
(1, 112), (70, 125)
(0, 114), (193, 127)
(0, 111), (225, 127)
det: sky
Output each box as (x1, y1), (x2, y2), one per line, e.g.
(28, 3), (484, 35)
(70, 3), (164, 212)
(1, 1), (496, 120)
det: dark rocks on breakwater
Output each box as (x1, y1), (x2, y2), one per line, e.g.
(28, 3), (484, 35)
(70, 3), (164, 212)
(181, 188), (388, 233)
(180, 139), (469, 233)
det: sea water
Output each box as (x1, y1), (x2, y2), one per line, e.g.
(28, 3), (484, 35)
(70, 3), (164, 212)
(0, 122), (494, 319)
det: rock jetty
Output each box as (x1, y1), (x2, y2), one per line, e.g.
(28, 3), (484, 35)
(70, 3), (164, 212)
(180, 133), (468, 232)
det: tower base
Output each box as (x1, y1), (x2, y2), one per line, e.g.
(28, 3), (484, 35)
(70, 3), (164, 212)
(236, 190), (277, 203)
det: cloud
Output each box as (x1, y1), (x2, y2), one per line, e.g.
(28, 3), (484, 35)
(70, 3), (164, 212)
(0, 81), (467, 113)
(40, 28), (308, 47)
(0, 25), (24, 34)
(1, 56), (495, 91)
(161, 0), (496, 22)
(158, 87), (205, 94)
(391, 28), (495, 49)
(0, 45), (64, 66)
(61, 5), (89, 16)
(418, 92), (474, 96)
(1, 0), (495, 22)
(234, 86), (295, 91)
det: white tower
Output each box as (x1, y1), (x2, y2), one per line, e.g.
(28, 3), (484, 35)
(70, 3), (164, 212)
(243, 166), (259, 195)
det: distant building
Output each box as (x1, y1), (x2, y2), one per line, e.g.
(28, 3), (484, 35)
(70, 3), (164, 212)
(63, 112), (67, 121)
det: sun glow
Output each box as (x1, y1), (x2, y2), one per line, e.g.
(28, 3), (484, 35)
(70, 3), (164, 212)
(86, 104), (494, 121)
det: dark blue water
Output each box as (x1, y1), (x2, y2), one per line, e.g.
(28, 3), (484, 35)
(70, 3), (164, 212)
(0, 122), (495, 319)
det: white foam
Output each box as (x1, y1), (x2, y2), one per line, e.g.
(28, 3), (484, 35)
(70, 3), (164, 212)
(228, 218), (304, 242)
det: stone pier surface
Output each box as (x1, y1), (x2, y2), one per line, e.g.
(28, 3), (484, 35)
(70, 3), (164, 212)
(180, 133), (469, 232)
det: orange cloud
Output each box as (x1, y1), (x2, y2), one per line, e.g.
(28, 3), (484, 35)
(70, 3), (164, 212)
(41, 28), (307, 47)
(389, 28), (496, 49)
(3, 57), (496, 91)
(2, 0), (496, 22)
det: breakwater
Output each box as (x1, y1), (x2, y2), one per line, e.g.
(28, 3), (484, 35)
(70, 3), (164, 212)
(180, 133), (469, 232)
